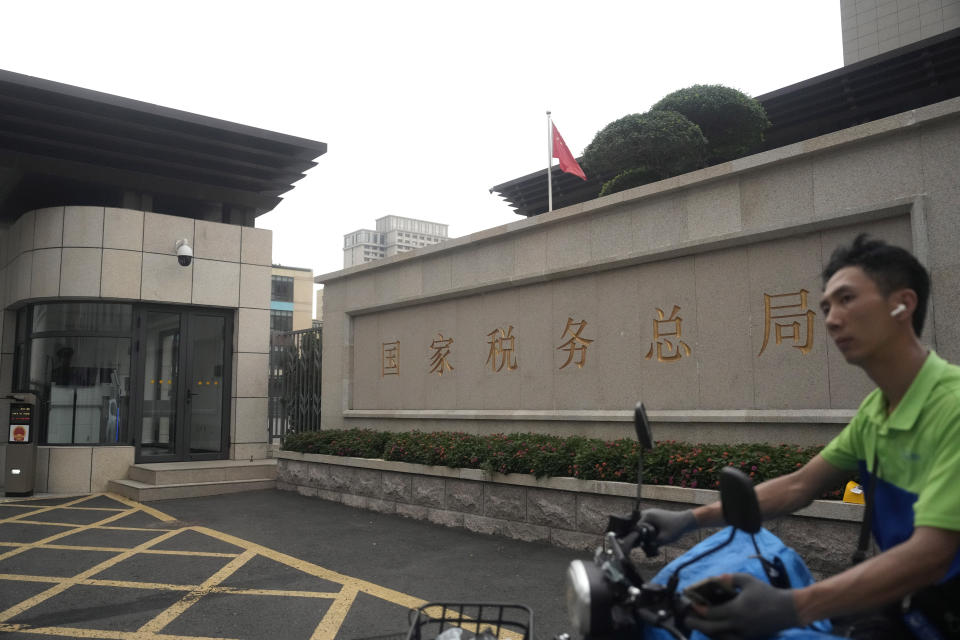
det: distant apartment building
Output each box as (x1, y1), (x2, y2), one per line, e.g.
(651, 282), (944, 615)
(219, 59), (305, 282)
(270, 265), (314, 332)
(343, 215), (449, 267)
(269, 265), (317, 437)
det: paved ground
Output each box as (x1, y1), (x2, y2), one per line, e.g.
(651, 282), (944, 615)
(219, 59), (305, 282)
(0, 489), (587, 640)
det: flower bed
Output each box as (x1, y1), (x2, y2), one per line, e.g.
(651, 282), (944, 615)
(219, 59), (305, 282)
(281, 429), (856, 499)
(275, 450), (866, 580)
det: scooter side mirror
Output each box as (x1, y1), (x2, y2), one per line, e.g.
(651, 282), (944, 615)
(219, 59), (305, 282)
(633, 402), (654, 451)
(719, 466), (762, 534)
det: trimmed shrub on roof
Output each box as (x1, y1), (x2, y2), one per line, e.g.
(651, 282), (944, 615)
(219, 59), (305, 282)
(598, 167), (662, 197)
(581, 110), (707, 183)
(651, 84), (770, 165)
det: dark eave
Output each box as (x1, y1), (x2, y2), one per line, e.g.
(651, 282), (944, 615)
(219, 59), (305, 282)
(756, 26), (960, 149)
(0, 68), (327, 223)
(492, 28), (960, 217)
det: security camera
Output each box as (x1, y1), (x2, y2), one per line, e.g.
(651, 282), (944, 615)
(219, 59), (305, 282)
(175, 239), (193, 267)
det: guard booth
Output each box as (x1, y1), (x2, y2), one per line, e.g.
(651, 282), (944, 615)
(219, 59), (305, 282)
(5, 394), (37, 496)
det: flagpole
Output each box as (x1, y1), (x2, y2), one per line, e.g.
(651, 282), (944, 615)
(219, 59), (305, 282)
(547, 110), (553, 213)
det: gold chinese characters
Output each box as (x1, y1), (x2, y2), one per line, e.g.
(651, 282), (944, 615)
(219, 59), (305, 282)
(645, 305), (691, 363)
(557, 318), (593, 369)
(379, 290), (819, 378)
(429, 334), (455, 375)
(486, 326), (518, 372)
(758, 290), (816, 356)
(381, 341), (399, 376)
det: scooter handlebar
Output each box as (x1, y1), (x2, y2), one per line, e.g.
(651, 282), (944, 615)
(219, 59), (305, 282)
(634, 521), (660, 557)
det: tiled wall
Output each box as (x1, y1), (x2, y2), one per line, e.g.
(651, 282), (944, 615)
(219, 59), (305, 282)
(0, 206), (273, 462)
(841, 0), (960, 64)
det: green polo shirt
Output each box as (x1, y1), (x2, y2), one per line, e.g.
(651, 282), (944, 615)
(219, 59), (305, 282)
(821, 351), (960, 562)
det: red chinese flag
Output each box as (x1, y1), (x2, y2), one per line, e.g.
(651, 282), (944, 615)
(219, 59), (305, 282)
(552, 124), (587, 180)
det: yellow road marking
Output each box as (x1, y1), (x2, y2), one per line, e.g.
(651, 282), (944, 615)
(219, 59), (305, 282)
(0, 525), (181, 534)
(185, 526), (522, 639)
(0, 573), (58, 583)
(0, 573), (341, 598)
(0, 494), (526, 640)
(44, 506), (129, 512)
(212, 587), (340, 598)
(0, 494), (101, 524)
(0, 543), (238, 558)
(106, 493), (177, 522)
(311, 584), (359, 640)
(138, 547), (257, 634)
(190, 526), (429, 612)
(0, 506), (128, 513)
(0, 509), (139, 563)
(0, 527), (183, 623)
(0, 622), (245, 639)
(94, 526), (179, 532)
(16, 519), (157, 528)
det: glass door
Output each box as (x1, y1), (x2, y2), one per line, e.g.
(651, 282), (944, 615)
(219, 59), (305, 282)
(135, 307), (232, 462)
(185, 313), (226, 456)
(139, 311), (180, 458)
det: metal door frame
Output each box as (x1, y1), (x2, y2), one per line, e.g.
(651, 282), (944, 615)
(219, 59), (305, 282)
(132, 304), (233, 463)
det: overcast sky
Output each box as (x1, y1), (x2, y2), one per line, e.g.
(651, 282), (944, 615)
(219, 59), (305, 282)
(2, 1), (843, 303)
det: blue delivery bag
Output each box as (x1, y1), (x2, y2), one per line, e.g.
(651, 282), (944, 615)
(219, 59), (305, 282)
(642, 527), (839, 640)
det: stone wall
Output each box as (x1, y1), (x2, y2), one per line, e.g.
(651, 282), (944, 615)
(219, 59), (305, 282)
(318, 96), (960, 446)
(277, 452), (865, 580)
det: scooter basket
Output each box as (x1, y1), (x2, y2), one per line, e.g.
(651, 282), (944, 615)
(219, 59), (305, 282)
(405, 603), (533, 640)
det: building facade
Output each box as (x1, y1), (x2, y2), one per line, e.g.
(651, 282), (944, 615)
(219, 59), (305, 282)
(0, 69), (325, 494)
(270, 265), (315, 333)
(343, 215), (448, 267)
(841, 0), (960, 64)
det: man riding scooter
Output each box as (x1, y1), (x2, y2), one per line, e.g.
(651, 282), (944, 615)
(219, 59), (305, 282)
(641, 235), (960, 638)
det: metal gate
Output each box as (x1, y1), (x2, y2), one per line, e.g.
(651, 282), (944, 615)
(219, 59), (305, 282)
(268, 327), (322, 440)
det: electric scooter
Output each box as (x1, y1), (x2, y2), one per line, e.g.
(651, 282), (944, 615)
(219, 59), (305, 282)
(395, 404), (836, 640)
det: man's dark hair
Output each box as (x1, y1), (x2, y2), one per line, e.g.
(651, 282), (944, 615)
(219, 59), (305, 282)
(822, 234), (930, 336)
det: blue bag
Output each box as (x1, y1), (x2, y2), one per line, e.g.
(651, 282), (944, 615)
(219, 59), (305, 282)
(642, 527), (839, 640)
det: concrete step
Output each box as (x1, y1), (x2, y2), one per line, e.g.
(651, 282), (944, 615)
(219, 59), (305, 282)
(107, 477), (276, 502)
(127, 459), (277, 485)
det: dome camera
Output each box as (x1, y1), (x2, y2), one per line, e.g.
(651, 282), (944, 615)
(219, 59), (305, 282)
(175, 239), (193, 267)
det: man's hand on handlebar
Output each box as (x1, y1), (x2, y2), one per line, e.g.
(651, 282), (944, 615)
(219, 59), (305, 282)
(638, 508), (697, 545)
(685, 573), (800, 639)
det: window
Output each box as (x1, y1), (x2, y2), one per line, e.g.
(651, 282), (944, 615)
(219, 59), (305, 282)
(270, 310), (293, 332)
(16, 303), (133, 445)
(271, 276), (294, 302)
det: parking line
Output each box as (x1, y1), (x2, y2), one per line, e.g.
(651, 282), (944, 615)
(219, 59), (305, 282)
(0, 622), (244, 639)
(0, 495), (523, 640)
(191, 525), (430, 611)
(106, 493), (177, 522)
(137, 548), (258, 634)
(0, 527), (182, 623)
(311, 584), (359, 640)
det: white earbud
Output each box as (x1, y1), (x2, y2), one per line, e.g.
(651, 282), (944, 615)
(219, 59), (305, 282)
(891, 303), (907, 317)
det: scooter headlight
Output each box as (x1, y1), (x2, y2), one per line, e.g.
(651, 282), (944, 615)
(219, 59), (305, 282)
(565, 559), (613, 636)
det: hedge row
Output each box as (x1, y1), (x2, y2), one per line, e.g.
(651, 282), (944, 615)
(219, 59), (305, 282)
(281, 429), (854, 500)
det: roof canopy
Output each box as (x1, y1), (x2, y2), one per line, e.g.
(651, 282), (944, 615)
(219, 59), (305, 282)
(0, 69), (327, 225)
(492, 28), (960, 217)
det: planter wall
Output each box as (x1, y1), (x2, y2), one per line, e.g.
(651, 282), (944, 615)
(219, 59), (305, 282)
(277, 452), (867, 579)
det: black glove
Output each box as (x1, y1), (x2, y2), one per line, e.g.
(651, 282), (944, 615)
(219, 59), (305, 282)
(639, 508), (697, 545)
(685, 573), (800, 639)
